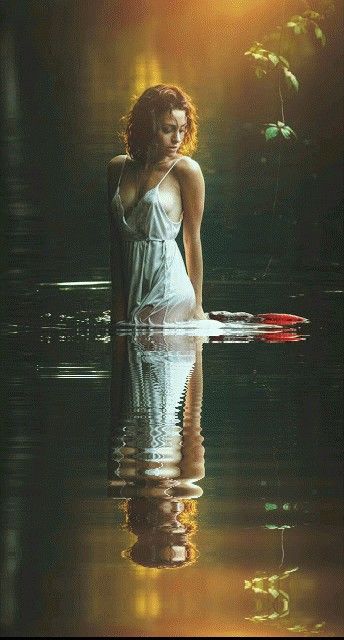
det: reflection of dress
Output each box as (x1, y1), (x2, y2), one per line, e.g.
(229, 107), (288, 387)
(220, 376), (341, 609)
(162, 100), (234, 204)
(109, 334), (204, 498)
(109, 333), (204, 568)
(111, 156), (220, 327)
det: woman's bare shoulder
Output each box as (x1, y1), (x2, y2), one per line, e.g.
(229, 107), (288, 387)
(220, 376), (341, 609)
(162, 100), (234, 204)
(174, 157), (204, 193)
(174, 155), (203, 177)
(107, 154), (127, 175)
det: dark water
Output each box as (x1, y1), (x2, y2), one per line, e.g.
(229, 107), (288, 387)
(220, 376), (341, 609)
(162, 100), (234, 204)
(1, 0), (343, 636)
(1, 279), (343, 637)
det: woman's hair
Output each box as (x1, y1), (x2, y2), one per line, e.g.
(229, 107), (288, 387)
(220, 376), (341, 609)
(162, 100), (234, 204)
(121, 84), (198, 161)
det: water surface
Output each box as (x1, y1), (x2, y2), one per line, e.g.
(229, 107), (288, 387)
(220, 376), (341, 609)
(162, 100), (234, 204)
(1, 278), (342, 637)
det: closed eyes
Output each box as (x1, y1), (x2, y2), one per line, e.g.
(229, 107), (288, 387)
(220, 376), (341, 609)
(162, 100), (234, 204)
(161, 125), (187, 134)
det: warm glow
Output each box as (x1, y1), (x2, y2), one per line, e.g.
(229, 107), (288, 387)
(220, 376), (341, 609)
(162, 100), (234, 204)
(133, 54), (161, 98)
(133, 564), (160, 580)
(134, 589), (161, 618)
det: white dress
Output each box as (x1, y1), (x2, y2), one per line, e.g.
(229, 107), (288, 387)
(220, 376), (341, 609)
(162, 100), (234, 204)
(110, 155), (223, 329)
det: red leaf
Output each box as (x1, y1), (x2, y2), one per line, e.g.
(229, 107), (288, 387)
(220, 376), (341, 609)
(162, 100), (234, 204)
(256, 313), (309, 325)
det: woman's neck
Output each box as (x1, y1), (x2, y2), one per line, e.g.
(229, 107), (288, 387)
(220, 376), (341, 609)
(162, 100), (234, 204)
(143, 154), (180, 171)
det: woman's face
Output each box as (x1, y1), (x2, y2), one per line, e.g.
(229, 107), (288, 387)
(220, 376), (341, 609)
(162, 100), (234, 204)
(155, 109), (187, 159)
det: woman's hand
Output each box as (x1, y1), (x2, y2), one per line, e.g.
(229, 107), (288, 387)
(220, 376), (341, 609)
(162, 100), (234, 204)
(193, 304), (207, 320)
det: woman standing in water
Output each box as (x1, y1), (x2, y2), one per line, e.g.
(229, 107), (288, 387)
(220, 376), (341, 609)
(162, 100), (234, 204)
(107, 83), (225, 328)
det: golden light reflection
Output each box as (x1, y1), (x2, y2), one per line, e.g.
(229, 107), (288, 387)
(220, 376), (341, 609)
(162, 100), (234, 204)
(130, 564), (160, 580)
(133, 54), (161, 99)
(134, 589), (161, 618)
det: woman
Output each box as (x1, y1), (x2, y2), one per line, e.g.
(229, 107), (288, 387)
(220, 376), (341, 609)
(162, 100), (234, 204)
(107, 83), (222, 328)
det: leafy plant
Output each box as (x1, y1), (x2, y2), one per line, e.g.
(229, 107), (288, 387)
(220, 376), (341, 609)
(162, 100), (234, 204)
(264, 121), (297, 141)
(244, 0), (335, 141)
(243, 0), (336, 278)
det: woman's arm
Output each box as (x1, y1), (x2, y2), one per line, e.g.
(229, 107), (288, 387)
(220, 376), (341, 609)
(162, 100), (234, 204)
(177, 158), (207, 320)
(180, 336), (205, 482)
(107, 159), (127, 324)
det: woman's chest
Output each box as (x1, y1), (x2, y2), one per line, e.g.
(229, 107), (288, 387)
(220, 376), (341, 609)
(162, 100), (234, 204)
(118, 177), (183, 224)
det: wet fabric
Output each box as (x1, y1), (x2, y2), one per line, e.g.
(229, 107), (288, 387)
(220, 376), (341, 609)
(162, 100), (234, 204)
(110, 155), (222, 329)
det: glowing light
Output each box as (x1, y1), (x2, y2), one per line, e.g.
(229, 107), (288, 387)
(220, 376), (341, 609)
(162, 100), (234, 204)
(133, 54), (161, 97)
(134, 589), (161, 618)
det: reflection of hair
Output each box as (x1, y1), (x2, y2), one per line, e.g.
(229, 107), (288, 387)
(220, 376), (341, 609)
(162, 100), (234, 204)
(121, 84), (198, 161)
(119, 498), (199, 569)
(123, 539), (198, 569)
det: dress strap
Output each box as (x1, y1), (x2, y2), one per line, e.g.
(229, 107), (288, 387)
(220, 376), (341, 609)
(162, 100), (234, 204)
(156, 157), (183, 187)
(116, 155), (127, 192)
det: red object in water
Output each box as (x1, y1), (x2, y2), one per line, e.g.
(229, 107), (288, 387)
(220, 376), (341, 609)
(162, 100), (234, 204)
(256, 313), (309, 325)
(260, 331), (306, 342)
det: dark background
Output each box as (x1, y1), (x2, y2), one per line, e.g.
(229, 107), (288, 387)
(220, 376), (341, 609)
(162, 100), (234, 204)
(1, 0), (343, 289)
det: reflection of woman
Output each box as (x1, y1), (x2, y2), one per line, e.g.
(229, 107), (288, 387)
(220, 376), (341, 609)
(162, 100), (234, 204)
(120, 498), (199, 569)
(107, 84), (223, 327)
(109, 333), (205, 568)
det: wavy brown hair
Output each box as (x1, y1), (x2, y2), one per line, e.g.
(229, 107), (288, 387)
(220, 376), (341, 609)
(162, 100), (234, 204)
(121, 84), (198, 162)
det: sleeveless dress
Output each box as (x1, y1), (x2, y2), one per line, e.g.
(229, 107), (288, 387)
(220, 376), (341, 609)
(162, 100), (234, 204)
(111, 155), (223, 329)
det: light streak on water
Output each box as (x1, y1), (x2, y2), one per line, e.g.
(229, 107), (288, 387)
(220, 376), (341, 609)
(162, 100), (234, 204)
(36, 365), (109, 379)
(39, 281), (110, 287)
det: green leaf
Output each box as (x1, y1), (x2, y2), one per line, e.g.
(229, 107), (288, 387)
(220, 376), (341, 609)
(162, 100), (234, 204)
(278, 55), (290, 68)
(284, 125), (297, 137)
(265, 502), (278, 511)
(268, 52), (280, 66)
(245, 42), (265, 55)
(280, 124), (297, 139)
(284, 68), (299, 91)
(265, 126), (279, 140)
(252, 52), (268, 61)
(315, 26), (326, 45)
(288, 15), (308, 35)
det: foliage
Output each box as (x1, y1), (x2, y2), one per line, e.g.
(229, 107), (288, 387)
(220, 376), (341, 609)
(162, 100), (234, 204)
(244, 0), (335, 140)
(264, 121), (297, 141)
